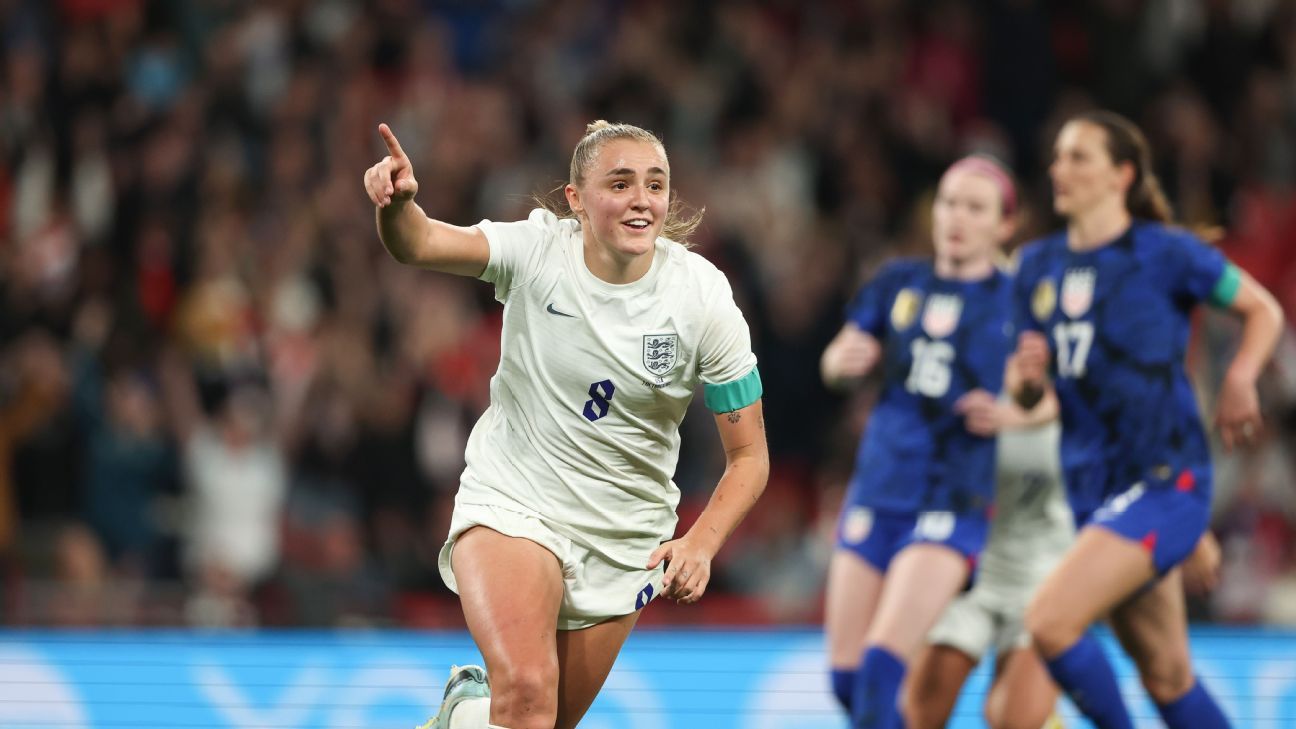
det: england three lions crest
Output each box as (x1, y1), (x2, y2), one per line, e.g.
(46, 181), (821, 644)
(921, 294), (963, 339)
(643, 334), (678, 376)
(1061, 268), (1096, 318)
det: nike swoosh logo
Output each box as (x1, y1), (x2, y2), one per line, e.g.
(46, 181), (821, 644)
(546, 302), (577, 318)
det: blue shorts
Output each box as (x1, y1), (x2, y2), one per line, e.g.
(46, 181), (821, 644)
(835, 506), (988, 573)
(1078, 467), (1211, 575)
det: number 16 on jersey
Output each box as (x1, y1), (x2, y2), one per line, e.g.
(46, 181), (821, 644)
(906, 339), (954, 398)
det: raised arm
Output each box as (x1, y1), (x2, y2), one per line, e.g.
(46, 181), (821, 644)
(648, 399), (769, 604)
(1213, 270), (1284, 451)
(363, 123), (490, 276)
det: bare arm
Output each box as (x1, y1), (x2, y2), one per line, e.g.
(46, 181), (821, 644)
(1214, 270), (1284, 450)
(956, 387), (1059, 437)
(821, 323), (882, 391)
(999, 388), (1060, 428)
(1007, 331), (1052, 410)
(648, 399), (769, 604)
(363, 124), (490, 276)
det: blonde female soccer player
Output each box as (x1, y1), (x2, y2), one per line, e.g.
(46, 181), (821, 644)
(363, 120), (768, 729)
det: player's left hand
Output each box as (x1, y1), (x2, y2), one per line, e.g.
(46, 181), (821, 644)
(955, 389), (1002, 436)
(648, 537), (715, 605)
(1214, 370), (1262, 452)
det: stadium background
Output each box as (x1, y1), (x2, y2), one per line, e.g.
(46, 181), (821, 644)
(1, 0), (1295, 726)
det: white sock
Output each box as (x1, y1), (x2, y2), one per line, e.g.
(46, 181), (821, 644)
(448, 697), (490, 729)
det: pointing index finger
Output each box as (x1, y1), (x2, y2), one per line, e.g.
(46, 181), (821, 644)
(378, 123), (406, 160)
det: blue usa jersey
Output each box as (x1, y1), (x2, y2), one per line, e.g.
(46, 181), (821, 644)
(845, 258), (1015, 513)
(1014, 222), (1236, 516)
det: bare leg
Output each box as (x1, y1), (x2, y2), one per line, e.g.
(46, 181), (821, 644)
(1110, 571), (1231, 727)
(452, 526), (565, 729)
(825, 550), (885, 669)
(865, 544), (969, 658)
(1026, 526), (1155, 658)
(854, 544), (968, 728)
(985, 648), (1060, 729)
(903, 644), (976, 729)
(553, 610), (639, 729)
(1108, 569), (1194, 704)
(1026, 525), (1157, 729)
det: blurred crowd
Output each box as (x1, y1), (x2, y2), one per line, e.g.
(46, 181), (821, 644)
(1, 0), (1294, 628)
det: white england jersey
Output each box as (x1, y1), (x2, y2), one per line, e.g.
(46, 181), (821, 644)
(458, 209), (759, 570)
(976, 419), (1074, 607)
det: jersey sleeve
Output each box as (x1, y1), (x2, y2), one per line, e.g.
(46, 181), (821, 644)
(1165, 229), (1240, 308)
(845, 261), (902, 337)
(1012, 244), (1046, 334)
(476, 208), (558, 302)
(698, 275), (762, 412)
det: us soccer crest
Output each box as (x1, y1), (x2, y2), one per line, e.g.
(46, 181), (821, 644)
(891, 288), (922, 330)
(643, 334), (678, 376)
(1032, 279), (1056, 322)
(1061, 268), (1096, 318)
(921, 293), (963, 339)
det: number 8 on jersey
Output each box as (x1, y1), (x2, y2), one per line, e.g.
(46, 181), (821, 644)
(583, 379), (616, 422)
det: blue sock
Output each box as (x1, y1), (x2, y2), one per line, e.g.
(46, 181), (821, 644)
(1044, 634), (1134, 729)
(1156, 677), (1230, 728)
(851, 645), (905, 729)
(831, 668), (855, 712)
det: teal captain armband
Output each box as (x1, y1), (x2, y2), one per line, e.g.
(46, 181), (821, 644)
(703, 365), (763, 413)
(1209, 263), (1241, 308)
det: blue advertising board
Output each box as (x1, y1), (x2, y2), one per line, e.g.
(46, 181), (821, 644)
(0, 628), (1291, 728)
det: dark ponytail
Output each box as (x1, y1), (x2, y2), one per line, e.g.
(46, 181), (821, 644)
(1130, 166), (1174, 224)
(1073, 110), (1174, 223)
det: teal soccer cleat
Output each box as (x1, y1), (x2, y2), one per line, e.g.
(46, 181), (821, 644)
(417, 664), (491, 729)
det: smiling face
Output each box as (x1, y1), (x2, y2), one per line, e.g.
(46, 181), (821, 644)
(565, 138), (669, 262)
(1050, 120), (1133, 218)
(932, 166), (1011, 267)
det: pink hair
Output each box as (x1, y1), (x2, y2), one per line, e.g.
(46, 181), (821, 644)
(942, 155), (1017, 216)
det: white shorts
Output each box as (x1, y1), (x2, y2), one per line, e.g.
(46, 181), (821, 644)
(927, 587), (1031, 664)
(438, 501), (666, 630)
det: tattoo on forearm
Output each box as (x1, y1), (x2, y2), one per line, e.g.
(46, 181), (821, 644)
(727, 411), (741, 424)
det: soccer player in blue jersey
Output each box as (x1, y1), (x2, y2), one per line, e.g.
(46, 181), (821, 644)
(1011, 110), (1284, 729)
(821, 155), (1021, 728)
(903, 394), (1070, 729)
